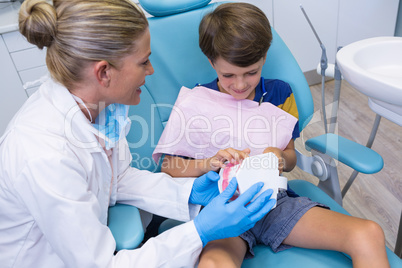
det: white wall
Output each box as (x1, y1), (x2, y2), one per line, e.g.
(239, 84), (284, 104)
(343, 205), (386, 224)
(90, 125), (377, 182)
(337, 0), (399, 46)
(273, 0), (338, 72)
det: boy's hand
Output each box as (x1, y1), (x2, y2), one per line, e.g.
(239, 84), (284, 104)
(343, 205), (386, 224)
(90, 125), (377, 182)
(207, 148), (250, 171)
(263, 147), (285, 174)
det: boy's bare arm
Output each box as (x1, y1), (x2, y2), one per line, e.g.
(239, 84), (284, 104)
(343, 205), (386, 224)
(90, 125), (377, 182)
(263, 139), (297, 174)
(161, 148), (250, 177)
(161, 155), (211, 177)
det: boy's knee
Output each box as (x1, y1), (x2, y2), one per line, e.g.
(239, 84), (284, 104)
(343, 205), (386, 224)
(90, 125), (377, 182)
(198, 238), (246, 268)
(351, 220), (385, 250)
(361, 220), (385, 241)
(198, 256), (238, 268)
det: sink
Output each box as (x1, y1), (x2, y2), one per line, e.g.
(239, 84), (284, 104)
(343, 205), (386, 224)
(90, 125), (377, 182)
(336, 37), (402, 125)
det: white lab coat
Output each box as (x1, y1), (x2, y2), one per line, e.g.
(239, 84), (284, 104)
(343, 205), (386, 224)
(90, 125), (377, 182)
(0, 79), (203, 267)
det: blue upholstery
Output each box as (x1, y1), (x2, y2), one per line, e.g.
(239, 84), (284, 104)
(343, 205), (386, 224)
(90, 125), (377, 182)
(260, 29), (314, 131)
(245, 244), (400, 267)
(112, 1), (401, 266)
(107, 204), (144, 251)
(140, 0), (211, 17)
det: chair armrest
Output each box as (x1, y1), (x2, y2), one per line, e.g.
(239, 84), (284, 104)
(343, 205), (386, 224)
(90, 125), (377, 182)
(305, 133), (383, 174)
(108, 203), (144, 251)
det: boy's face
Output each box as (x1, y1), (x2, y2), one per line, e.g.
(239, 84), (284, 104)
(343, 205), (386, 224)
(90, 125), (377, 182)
(210, 56), (266, 100)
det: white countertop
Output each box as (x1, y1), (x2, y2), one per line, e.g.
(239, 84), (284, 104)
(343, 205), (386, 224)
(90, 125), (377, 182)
(0, 1), (21, 34)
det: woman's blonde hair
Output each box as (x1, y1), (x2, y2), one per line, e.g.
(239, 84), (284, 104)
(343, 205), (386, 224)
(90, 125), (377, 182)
(19, 0), (148, 89)
(199, 3), (272, 67)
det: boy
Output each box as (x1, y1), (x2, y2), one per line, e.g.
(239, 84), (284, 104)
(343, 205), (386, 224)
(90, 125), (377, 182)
(154, 3), (389, 268)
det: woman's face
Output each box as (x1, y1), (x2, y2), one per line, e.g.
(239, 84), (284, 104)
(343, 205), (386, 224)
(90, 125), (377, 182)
(109, 29), (154, 105)
(210, 56), (265, 100)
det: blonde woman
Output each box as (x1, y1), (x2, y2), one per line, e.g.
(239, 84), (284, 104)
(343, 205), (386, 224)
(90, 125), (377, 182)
(0, 0), (276, 267)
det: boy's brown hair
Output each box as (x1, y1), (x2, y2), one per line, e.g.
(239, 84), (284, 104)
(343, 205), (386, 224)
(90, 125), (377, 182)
(199, 2), (272, 67)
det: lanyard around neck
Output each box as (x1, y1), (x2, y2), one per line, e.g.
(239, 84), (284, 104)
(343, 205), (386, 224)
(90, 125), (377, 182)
(258, 77), (267, 106)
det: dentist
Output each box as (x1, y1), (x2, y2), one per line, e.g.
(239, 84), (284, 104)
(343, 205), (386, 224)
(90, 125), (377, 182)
(0, 0), (275, 267)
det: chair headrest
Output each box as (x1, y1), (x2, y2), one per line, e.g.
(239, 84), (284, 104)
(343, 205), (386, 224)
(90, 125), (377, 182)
(139, 0), (212, 17)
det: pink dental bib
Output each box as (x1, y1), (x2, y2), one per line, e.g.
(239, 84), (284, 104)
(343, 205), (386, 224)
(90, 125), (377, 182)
(153, 86), (297, 162)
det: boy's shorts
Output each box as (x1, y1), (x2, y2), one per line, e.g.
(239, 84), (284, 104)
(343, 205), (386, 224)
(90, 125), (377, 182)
(239, 190), (329, 259)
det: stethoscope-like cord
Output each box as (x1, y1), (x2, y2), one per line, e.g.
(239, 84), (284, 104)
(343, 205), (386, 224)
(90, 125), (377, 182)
(259, 77), (267, 106)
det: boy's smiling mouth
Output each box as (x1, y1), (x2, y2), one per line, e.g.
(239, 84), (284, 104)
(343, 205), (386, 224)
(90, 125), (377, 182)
(232, 88), (249, 94)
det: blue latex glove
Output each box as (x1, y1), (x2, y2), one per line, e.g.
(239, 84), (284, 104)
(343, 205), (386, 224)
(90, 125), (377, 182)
(194, 177), (276, 246)
(189, 171), (220, 206)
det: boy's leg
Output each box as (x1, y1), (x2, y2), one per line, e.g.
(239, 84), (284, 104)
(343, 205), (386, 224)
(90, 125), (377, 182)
(283, 207), (390, 268)
(198, 237), (248, 268)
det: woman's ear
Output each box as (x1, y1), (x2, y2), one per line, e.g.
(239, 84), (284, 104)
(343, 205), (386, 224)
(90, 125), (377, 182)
(94, 60), (112, 87)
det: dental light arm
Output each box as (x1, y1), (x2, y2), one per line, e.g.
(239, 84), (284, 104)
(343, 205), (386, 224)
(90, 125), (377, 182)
(329, 47), (342, 134)
(300, 5), (328, 133)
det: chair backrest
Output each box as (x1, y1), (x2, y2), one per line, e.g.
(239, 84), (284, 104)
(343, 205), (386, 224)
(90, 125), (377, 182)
(127, 1), (314, 172)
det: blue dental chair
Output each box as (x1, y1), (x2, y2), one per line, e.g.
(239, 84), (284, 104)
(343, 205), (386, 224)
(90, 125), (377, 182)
(108, 0), (402, 266)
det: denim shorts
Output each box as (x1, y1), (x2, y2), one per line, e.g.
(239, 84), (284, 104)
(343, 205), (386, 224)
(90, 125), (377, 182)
(239, 190), (329, 258)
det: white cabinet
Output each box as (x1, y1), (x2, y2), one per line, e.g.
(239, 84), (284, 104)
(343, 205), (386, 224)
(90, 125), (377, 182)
(3, 30), (48, 94)
(0, 35), (27, 134)
(0, 31), (47, 135)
